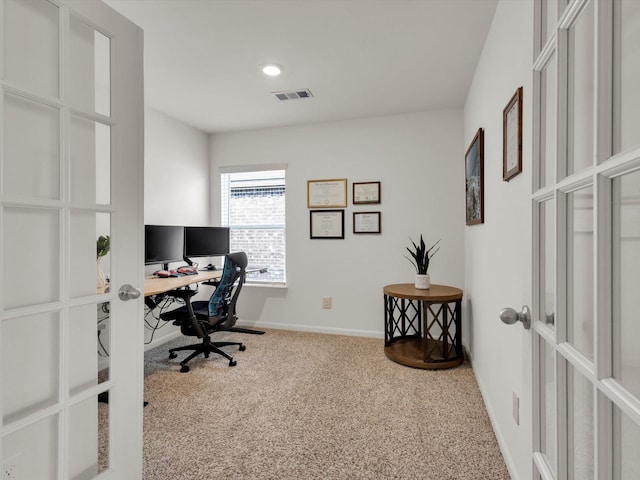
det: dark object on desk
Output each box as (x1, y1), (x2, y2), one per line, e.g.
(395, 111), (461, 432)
(177, 266), (198, 275)
(156, 270), (183, 278)
(160, 252), (248, 372)
(205, 264), (217, 270)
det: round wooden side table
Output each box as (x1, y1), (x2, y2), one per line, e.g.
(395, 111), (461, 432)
(383, 283), (464, 369)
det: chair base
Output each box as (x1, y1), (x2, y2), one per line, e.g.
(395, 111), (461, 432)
(168, 335), (245, 372)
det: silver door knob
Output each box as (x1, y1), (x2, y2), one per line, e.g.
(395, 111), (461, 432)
(499, 305), (531, 330)
(118, 284), (141, 301)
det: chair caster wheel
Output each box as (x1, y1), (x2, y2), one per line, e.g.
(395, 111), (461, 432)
(180, 365), (190, 373)
(229, 360), (237, 367)
(169, 352), (177, 359)
(239, 344), (246, 351)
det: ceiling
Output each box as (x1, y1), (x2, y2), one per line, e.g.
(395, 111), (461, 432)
(104, 0), (498, 134)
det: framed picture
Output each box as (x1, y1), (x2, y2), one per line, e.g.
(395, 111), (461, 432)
(465, 128), (484, 226)
(353, 211), (381, 234)
(307, 179), (347, 208)
(310, 210), (345, 239)
(503, 87), (523, 181)
(353, 181), (381, 204)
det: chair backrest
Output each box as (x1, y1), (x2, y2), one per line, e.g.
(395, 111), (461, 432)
(207, 251), (247, 328)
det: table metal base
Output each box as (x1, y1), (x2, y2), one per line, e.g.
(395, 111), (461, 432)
(384, 338), (464, 369)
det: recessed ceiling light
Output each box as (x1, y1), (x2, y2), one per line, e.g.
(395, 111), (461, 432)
(262, 64), (283, 77)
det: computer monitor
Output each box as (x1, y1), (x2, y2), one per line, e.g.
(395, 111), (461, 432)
(144, 225), (185, 270)
(183, 226), (230, 265)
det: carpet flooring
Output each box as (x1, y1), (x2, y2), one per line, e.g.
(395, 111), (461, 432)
(142, 328), (511, 480)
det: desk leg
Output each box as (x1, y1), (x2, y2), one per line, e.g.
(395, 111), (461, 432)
(229, 327), (265, 335)
(98, 391), (148, 407)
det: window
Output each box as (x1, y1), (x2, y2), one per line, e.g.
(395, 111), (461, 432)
(221, 169), (286, 284)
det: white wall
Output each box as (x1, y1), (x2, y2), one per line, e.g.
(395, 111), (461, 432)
(144, 107), (210, 225)
(209, 110), (465, 337)
(143, 107), (210, 346)
(463, 1), (533, 479)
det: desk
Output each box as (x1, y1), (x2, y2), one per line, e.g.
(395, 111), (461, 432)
(383, 283), (463, 369)
(144, 270), (222, 296)
(144, 268), (266, 335)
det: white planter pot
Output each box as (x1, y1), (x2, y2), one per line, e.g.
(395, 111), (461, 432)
(415, 274), (430, 289)
(97, 258), (106, 289)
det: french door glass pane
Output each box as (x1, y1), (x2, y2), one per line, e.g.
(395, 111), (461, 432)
(2, 207), (59, 309)
(1, 414), (58, 479)
(68, 303), (110, 396)
(98, 396), (109, 474)
(613, 405), (640, 479)
(97, 302), (111, 382)
(568, 1), (594, 175)
(1, 312), (59, 425)
(68, 395), (109, 479)
(567, 186), (594, 359)
(541, 199), (556, 328)
(567, 363), (594, 479)
(3, 94), (60, 200)
(69, 16), (111, 117)
(613, 170), (640, 398)
(541, 339), (557, 472)
(70, 116), (111, 205)
(2, 0), (59, 98)
(70, 212), (110, 298)
(613, 0), (640, 153)
(541, 55), (557, 187)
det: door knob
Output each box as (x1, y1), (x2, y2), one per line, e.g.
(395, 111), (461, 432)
(499, 305), (531, 330)
(118, 284), (141, 301)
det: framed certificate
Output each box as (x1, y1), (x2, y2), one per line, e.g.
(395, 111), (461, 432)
(310, 210), (344, 239)
(353, 212), (381, 234)
(503, 87), (523, 181)
(307, 179), (347, 208)
(353, 181), (381, 204)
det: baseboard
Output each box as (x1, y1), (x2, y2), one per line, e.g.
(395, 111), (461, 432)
(235, 320), (384, 339)
(141, 321), (384, 352)
(470, 355), (521, 480)
(144, 330), (182, 352)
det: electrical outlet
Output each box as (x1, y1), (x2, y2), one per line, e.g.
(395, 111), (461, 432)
(3, 461), (16, 480)
(513, 392), (519, 426)
(322, 296), (332, 309)
(4, 452), (20, 480)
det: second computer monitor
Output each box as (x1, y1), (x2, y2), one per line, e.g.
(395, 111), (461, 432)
(183, 226), (230, 260)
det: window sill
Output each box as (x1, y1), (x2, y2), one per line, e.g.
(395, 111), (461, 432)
(245, 282), (288, 289)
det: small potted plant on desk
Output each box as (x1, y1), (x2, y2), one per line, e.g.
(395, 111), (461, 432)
(405, 235), (440, 289)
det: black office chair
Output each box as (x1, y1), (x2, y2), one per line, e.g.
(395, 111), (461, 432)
(160, 251), (248, 372)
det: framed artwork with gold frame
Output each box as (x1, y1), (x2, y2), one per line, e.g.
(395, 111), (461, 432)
(465, 128), (484, 226)
(307, 179), (347, 208)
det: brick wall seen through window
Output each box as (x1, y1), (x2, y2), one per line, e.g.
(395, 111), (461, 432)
(221, 170), (286, 283)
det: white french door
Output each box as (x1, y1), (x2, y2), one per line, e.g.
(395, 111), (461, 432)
(1, 0), (144, 478)
(532, 0), (640, 479)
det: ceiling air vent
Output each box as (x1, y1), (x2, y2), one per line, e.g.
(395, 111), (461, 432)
(272, 89), (314, 101)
